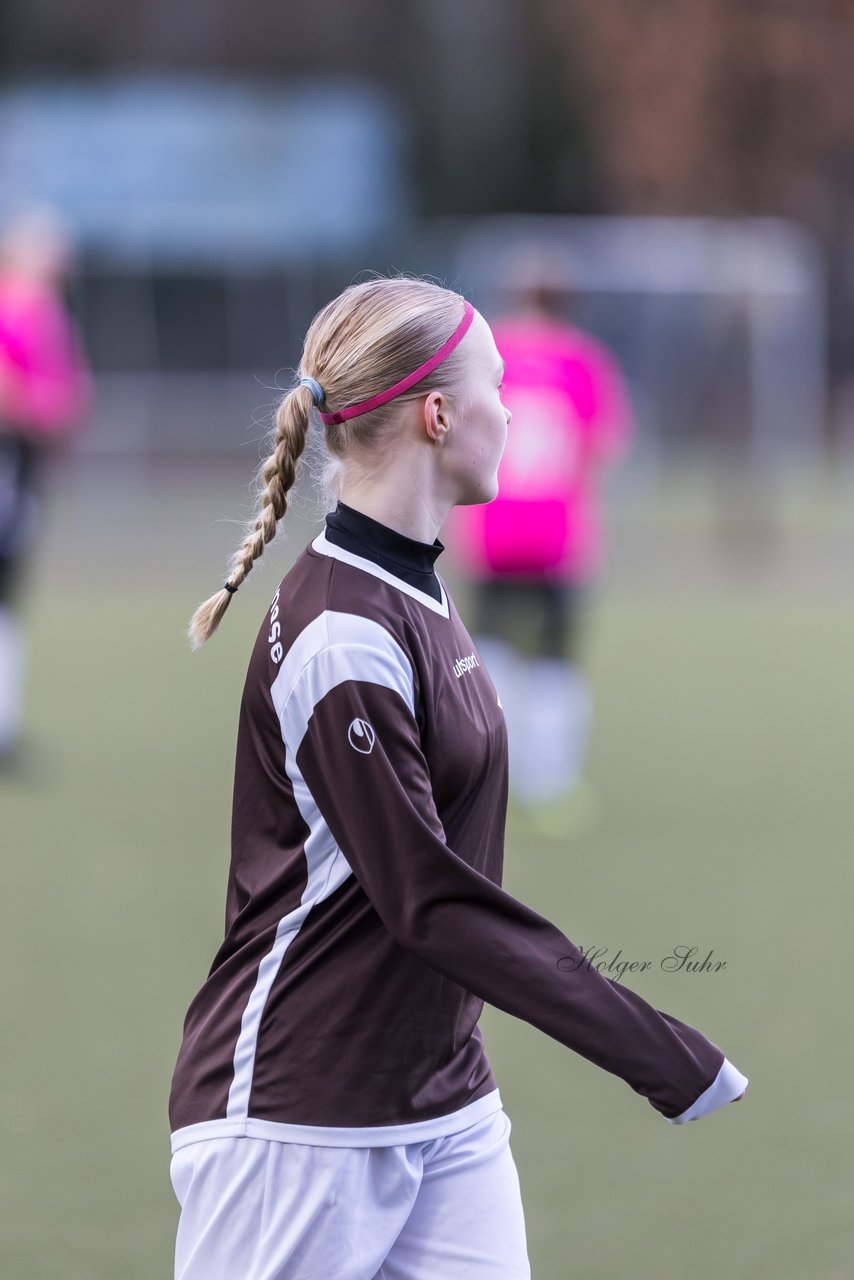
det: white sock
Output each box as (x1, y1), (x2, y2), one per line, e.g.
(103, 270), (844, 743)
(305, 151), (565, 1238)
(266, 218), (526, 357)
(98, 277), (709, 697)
(563, 663), (593, 784)
(0, 606), (25, 754)
(512, 660), (592, 805)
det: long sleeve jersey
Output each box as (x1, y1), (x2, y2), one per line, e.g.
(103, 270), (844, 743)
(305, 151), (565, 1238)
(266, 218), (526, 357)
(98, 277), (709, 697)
(169, 502), (747, 1153)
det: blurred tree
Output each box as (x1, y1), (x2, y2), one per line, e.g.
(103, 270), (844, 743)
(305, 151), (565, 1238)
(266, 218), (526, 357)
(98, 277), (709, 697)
(539, 0), (854, 224)
(400, 0), (530, 215)
(0, 0), (24, 73)
(4, 0), (587, 217)
(524, 1), (605, 212)
(8, 0), (854, 224)
(540, 0), (854, 404)
(8, 0), (854, 398)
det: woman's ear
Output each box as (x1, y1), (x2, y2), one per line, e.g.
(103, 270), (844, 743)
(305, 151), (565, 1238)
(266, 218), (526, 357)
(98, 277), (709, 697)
(421, 391), (452, 445)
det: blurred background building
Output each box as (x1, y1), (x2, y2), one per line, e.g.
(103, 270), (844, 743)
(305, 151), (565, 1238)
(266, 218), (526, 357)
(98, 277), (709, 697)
(1, 0), (853, 463)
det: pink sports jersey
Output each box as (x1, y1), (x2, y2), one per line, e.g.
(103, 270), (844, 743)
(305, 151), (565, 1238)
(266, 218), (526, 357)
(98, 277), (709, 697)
(451, 315), (633, 581)
(0, 273), (92, 438)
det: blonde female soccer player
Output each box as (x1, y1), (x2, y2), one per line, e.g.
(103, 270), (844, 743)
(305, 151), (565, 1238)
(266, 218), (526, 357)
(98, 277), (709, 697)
(169, 276), (747, 1280)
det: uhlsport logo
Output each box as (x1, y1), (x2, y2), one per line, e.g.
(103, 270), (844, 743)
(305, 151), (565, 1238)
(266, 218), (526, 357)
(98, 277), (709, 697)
(348, 718), (376, 754)
(452, 652), (480, 679)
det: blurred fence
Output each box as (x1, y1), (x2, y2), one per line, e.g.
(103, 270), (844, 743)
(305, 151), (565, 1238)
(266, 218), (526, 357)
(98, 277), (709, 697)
(64, 214), (830, 475)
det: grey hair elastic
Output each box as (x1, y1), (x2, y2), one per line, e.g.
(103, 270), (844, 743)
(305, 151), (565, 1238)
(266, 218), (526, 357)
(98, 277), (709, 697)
(299, 376), (325, 407)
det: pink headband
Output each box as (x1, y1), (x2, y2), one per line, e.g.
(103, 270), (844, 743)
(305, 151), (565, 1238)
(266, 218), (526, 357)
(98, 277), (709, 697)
(318, 300), (475, 425)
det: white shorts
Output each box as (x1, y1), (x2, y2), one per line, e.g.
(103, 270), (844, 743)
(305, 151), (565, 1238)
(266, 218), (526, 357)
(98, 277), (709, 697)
(170, 1108), (531, 1280)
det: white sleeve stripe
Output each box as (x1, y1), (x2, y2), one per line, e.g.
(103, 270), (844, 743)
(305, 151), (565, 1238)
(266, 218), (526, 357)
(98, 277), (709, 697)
(226, 617), (416, 1121)
(282, 643), (415, 753)
(271, 612), (332, 716)
(228, 612), (407, 1119)
(271, 611), (415, 752)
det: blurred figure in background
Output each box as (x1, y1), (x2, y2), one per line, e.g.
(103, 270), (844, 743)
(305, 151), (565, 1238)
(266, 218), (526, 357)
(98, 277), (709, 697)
(451, 244), (633, 830)
(0, 206), (92, 767)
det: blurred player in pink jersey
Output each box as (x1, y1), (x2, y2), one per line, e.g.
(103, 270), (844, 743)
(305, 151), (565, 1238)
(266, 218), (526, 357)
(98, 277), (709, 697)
(452, 246), (633, 822)
(0, 207), (92, 766)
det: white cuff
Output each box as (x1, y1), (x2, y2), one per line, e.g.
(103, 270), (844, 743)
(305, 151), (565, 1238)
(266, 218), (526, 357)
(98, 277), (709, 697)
(666, 1057), (748, 1125)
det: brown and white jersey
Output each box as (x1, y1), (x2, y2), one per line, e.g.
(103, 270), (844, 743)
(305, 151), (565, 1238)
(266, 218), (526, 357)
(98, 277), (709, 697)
(169, 503), (747, 1153)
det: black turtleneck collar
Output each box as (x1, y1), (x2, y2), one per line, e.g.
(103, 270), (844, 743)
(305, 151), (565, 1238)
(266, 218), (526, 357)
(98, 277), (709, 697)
(324, 501), (445, 603)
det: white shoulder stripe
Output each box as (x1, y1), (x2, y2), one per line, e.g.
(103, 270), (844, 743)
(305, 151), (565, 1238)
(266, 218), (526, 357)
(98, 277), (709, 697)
(312, 530), (450, 617)
(225, 609), (416, 1120)
(271, 610), (416, 753)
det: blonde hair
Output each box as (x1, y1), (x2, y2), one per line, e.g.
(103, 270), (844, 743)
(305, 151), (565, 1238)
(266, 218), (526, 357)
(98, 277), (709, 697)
(188, 274), (471, 648)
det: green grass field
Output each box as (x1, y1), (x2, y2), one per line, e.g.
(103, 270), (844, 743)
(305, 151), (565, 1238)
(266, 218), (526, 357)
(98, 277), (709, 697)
(2, 461), (853, 1279)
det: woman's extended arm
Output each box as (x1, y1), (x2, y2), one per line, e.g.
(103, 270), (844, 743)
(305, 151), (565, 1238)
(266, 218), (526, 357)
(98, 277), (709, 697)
(288, 647), (748, 1125)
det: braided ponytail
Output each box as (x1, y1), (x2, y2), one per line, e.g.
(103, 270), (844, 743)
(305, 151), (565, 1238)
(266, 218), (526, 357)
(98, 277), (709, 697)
(187, 382), (314, 649)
